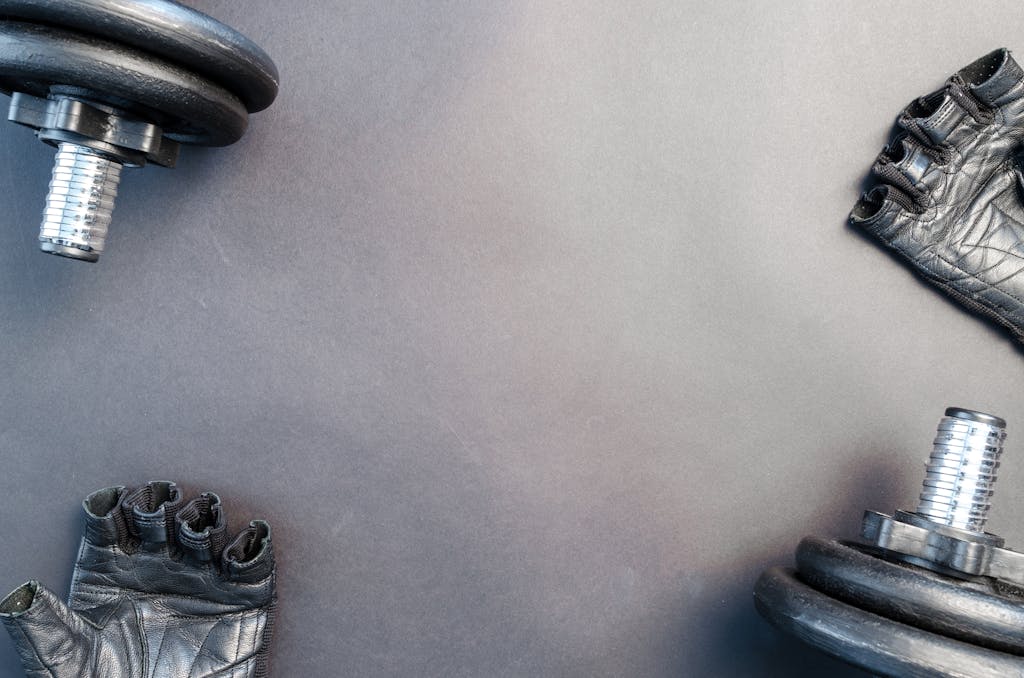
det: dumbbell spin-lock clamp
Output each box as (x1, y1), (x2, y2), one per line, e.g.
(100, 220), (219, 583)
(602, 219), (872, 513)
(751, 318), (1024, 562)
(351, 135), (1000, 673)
(0, 0), (279, 261)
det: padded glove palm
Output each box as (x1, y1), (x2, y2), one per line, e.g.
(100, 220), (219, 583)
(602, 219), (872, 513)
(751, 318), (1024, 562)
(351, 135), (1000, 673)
(851, 48), (1024, 340)
(0, 482), (276, 677)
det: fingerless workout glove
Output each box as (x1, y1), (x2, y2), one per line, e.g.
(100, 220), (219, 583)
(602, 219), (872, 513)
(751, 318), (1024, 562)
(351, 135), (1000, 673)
(851, 48), (1024, 340)
(0, 482), (276, 677)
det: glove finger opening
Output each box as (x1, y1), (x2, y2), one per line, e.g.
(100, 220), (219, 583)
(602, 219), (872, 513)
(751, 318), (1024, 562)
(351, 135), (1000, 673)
(898, 90), (965, 151)
(961, 49), (1006, 86)
(122, 481), (183, 546)
(224, 520), (274, 583)
(175, 492), (227, 564)
(962, 48), (1023, 108)
(870, 136), (933, 202)
(851, 184), (917, 229)
(872, 153), (928, 212)
(0, 582), (36, 616)
(82, 486), (128, 547)
(904, 90), (945, 120)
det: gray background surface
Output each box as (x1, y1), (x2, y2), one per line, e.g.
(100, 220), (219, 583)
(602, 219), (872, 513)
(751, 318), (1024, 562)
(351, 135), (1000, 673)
(2, 1), (1024, 676)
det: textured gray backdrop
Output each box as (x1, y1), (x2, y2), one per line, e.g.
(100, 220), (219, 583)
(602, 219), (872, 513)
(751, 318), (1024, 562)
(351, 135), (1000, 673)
(2, 1), (1024, 676)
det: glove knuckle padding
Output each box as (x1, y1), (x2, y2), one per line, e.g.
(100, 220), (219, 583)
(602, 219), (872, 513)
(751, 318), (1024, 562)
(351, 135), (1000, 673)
(0, 482), (276, 678)
(851, 48), (1024, 339)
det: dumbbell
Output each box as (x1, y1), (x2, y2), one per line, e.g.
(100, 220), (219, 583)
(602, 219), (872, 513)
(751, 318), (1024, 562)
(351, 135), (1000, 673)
(755, 408), (1024, 676)
(0, 0), (278, 261)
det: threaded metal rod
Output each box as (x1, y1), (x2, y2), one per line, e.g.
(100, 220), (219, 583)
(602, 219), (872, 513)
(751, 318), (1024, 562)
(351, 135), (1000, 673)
(38, 143), (123, 263)
(915, 407), (1006, 533)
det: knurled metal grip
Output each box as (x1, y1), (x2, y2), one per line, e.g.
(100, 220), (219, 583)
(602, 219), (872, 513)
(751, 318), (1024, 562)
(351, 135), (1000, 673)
(916, 408), (1005, 532)
(0, 0), (279, 261)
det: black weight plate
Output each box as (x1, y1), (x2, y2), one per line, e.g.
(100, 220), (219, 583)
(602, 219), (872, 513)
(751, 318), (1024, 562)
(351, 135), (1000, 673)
(0, 0), (277, 112)
(0, 21), (247, 146)
(754, 567), (1024, 677)
(796, 537), (1024, 655)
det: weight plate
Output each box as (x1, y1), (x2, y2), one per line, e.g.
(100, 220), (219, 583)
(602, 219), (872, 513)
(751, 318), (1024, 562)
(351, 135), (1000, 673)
(0, 21), (247, 146)
(796, 537), (1024, 654)
(0, 0), (277, 112)
(754, 566), (1024, 677)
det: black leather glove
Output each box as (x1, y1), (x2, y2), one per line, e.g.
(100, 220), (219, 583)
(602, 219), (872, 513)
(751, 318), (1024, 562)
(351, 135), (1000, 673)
(850, 48), (1024, 341)
(0, 482), (276, 677)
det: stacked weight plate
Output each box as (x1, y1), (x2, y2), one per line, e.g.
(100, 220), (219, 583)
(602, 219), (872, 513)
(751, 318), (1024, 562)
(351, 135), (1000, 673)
(0, 0), (279, 150)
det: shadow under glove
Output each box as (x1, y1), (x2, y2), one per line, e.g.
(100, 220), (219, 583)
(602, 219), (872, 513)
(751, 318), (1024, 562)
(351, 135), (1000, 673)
(0, 481), (276, 677)
(851, 48), (1024, 340)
